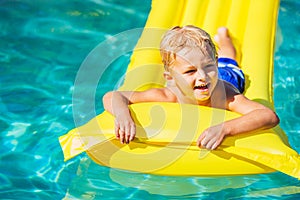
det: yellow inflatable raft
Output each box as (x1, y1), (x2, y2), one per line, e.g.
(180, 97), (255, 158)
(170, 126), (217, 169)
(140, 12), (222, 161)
(59, 0), (300, 179)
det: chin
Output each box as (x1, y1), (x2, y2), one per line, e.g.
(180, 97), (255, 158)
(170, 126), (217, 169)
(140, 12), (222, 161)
(194, 92), (211, 101)
(195, 95), (211, 103)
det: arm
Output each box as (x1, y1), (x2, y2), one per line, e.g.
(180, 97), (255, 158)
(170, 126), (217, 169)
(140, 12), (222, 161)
(103, 91), (136, 144)
(197, 94), (280, 150)
(103, 88), (175, 144)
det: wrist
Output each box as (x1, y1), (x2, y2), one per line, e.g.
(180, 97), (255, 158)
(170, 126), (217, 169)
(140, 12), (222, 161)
(223, 122), (233, 136)
(114, 107), (131, 118)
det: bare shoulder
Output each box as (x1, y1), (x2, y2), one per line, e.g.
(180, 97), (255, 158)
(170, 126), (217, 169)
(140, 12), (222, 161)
(212, 80), (240, 108)
(130, 87), (177, 103)
(222, 80), (241, 98)
(224, 83), (267, 114)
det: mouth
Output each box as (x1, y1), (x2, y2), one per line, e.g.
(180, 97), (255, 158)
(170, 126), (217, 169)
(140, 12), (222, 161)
(194, 83), (209, 91)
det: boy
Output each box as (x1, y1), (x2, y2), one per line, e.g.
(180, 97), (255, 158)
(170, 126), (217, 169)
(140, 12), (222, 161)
(103, 26), (279, 150)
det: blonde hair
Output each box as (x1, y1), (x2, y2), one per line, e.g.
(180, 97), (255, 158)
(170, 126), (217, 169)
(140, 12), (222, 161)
(160, 25), (217, 69)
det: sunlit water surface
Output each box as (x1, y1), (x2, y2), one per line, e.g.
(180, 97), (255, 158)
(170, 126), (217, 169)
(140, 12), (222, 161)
(0, 0), (300, 199)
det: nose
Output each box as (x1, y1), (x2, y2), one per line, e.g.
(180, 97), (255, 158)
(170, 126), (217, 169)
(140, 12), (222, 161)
(196, 69), (206, 82)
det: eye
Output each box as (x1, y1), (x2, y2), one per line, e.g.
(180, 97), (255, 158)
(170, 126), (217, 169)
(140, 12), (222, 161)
(205, 64), (216, 70)
(205, 64), (215, 68)
(184, 69), (196, 74)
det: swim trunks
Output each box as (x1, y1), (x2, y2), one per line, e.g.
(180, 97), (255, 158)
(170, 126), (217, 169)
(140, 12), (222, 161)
(218, 57), (245, 93)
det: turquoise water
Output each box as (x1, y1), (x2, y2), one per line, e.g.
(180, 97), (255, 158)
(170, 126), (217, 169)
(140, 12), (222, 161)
(0, 0), (299, 199)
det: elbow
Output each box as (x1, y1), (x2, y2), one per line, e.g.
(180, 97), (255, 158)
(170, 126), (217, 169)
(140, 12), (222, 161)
(273, 112), (280, 126)
(102, 91), (113, 111)
(268, 109), (280, 128)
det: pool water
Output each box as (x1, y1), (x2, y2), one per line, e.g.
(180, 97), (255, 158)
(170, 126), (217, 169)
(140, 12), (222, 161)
(0, 0), (299, 199)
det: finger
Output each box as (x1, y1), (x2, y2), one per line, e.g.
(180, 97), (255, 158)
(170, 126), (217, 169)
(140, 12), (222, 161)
(205, 138), (216, 150)
(114, 123), (120, 139)
(119, 128), (125, 144)
(200, 131), (210, 147)
(197, 132), (206, 147)
(211, 136), (223, 150)
(129, 124), (136, 141)
(125, 126), (130, 144)
(211, 141), (220, 150)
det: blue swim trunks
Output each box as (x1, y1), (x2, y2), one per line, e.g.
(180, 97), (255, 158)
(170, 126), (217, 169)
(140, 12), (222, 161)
(218, 57), (245, 93)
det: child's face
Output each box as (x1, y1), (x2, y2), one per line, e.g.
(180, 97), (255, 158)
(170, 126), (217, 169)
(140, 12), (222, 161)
(169, 48), (218, 102)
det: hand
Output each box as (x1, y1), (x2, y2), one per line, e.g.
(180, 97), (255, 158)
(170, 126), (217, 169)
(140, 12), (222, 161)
(114, 112), (136, 144)
(196, 124), (228, 150)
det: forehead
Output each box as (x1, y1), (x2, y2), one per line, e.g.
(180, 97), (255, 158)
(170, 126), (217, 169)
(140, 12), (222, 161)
(175, 47), (216, 67)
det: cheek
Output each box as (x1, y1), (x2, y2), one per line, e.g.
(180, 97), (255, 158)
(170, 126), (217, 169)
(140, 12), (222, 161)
(180, 75), (194, 85)
(207, 70), (218, 81)
(173, 75), (194, 89)
(175, 76), (188, 86)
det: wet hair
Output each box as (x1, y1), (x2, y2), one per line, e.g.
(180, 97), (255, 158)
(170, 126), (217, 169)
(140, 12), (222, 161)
(160, 25), (217, 70)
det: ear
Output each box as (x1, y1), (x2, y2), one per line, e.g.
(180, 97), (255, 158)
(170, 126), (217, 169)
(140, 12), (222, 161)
(164, 71), (176, 86)
(163, 71), (173, 81)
